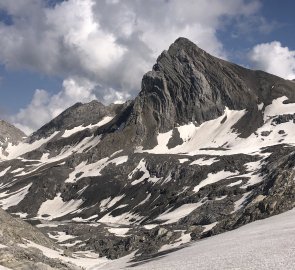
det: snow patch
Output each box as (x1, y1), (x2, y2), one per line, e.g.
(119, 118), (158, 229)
(65, 156), (128, 183)
(227, 180), (243, 187)
(179, 158), (189, 163)
(37, 193), (83, 220)
(126, 209), (295, 270)
(263, 96), (295, 121)
(107, 227), (130, 237)
(99, 211), (143, 225)
(159, 232), (191, 252)
(12, 212), (28, 218)
(0, 166), (11, 177)
(215, 195), (227, 201)
(0, 183), (32, 210)
(258, 103), (264, 110)
(48, 231), (76, 242)
(147, 108), (246, 155)
(143, 224), (158, 230)
(202, 222), (218, 232)
(4, 131), (59, 160)
(62, 125), (85, 138)
(190, 157), (218, 166)
(19, 239), (108, 269)
(231, 192), (251, 213)
(137, 193), (151, 206)
(193, 170), (239, 193)
(156, 202), (205, 225)
(130, 159), (159, 185)
(61, 116), (114, 138)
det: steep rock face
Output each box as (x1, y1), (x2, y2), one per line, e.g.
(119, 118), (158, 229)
(132, 37), (295, 147)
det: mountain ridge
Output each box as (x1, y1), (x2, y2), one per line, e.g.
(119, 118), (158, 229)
(0, 120), (26, 159)
(0, 37), (295, 266)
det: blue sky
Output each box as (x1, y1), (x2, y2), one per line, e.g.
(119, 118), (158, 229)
(0, 0), (294, 134)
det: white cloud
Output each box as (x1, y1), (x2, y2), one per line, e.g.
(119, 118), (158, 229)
(11, 77), (98, 134)
(249, 41), (295, 80)
(0, 0), (261, 88)
(0, 0), (264, 132)
(10, 75), (131, 134)
(0, 0), (126, 80)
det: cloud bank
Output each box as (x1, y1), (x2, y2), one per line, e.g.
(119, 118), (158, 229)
(0, 0), (263, 133)
(249, 41), (295, 80)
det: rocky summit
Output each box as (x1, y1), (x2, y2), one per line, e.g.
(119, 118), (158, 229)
(0, 37), (295, 269)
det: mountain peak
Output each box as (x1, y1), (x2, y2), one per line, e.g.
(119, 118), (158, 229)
(134, 37), (295, 147)
(172, 37), (202, 50)
(0, 120), (26, 142)
(1, 37), (295, 266)
(154, 37), (206, 72)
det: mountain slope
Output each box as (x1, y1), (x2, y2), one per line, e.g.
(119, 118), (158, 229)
(0, 37), (295, 261)
(0, 120), (26, 159)
(0, 208), (81, 269)
(119, 208), (295, 270)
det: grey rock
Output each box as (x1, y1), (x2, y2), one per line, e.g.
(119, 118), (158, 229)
(0, 120), (26, 157)
(0, 208), (80, 270)
(0, 37), (295, 263)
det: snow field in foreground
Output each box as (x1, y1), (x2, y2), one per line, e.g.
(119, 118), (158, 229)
(121, 208), (295, 270)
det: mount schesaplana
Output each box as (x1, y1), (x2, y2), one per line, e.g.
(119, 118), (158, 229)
(0, 37), (295, 261)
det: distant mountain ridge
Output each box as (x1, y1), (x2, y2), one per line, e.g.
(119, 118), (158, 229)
(0, 37), (295, 265)
(0, 120), (26, 159)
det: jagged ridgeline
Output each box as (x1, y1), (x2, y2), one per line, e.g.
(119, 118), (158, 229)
(0, 37), (295, 263)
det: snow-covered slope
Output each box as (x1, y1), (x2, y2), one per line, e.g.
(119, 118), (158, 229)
(0, 37), (295, 263)
(120, 208), (295, 270)
(143, 97), (295, 156)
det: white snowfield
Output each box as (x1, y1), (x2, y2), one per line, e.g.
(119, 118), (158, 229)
(10, 207), (295, 270)
(129, 159), (160, 185)
(17, 239), (109, 269)
(0, 131), (59, 160)
(65, 155), (128, 183)
(156, 201), (206, 224)
(0, 115), (114, 161)
(142, 97), (295, 156)
(37, 193), (83, 220)
(193, 170), (238, 193)
(0, 183), (32, 210)
(114, 208), (295, 270)
(61, 116), (114, 138)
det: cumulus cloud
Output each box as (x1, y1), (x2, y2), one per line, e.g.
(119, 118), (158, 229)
(249, 41), (295, 80)
(11, 77), (97, 134)
(0, 0), (261, 88)
(0, 0), (263, 132)
(10, 76), (131, 134)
